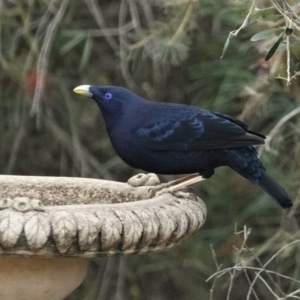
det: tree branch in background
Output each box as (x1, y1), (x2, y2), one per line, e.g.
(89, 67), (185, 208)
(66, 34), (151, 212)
(30, 0), (69, 127)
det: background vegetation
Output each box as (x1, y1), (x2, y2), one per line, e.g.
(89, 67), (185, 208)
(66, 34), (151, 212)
(1, 0), (300, 299)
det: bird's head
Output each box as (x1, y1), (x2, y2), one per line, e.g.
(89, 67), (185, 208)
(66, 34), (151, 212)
(73, 85), (143, 111)
(73, 85), (146, 130)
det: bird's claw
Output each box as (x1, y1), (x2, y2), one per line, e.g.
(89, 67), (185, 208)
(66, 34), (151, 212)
(148, 185), (192, 199)
(148, 174), (204, 198)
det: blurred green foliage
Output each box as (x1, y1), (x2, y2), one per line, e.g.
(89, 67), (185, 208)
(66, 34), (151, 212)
(1, 0), (300, 299)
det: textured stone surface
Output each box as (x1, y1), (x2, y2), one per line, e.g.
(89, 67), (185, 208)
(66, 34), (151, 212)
(0, 174), (206, 257)
(0, 257), (87, 300)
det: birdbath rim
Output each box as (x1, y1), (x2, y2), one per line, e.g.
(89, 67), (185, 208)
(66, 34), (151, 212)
(0, 173), (207, 257)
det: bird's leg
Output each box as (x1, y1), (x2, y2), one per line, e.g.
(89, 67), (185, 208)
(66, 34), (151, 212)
(148, 173), (205, 198)
(168, 175), (205, 192)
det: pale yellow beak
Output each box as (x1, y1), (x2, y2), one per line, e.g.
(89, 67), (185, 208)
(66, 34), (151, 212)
(73, 85), (92, 97)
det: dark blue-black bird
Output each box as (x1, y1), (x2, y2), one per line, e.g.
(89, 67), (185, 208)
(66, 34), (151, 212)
(73, 85), (292, 209)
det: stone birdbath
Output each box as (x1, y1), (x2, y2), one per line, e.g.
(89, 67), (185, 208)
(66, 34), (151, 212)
(0, 173), (206, 300)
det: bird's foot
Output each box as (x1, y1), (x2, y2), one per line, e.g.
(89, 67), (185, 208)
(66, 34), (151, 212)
(148, 174), (205, 198)
(128, 173), (160, 187)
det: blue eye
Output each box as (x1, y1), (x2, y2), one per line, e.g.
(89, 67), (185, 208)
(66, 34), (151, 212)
(104, 92), (112, 100)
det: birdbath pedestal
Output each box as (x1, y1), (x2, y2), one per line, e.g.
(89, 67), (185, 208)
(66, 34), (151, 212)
(0, 173), (206, 300)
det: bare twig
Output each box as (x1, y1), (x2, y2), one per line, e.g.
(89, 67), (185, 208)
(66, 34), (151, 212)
(84, 0), (119, 54)
(259, 107), (300, 156)
(271, 0), (289, 19)
(207, 226), (300, 300)
(282, 0), (300, 23)
(168, 0), (196, 45)
(286, 34), (291, 84)
(118, 0), (136, 90)
(87, 23), (136, 37)
(23, 6), (53, 73)
(279, 288), (300, 300)
(208, 265), (300, 285)
(226, 226), (251, 300)
(232, 0), (256, 36)
(246, 240), (300, 300)
(241, 236), (286, 297)
(209, 244), (222, 300)
(243, 269), (260, 300)
(30, 0), (69, 126)
(255, 272), (281, 299)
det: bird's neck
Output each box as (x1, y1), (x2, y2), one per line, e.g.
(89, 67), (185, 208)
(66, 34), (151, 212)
(97, 98), (150, 137)
(97, 104), (124, 134)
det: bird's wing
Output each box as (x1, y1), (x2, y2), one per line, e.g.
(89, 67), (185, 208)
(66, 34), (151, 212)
(136, 111), (265, 151)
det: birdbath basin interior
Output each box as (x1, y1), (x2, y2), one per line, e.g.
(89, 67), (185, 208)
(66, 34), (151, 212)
(0, 174), (206, 300)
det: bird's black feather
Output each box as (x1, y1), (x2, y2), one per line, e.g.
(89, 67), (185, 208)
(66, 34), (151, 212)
(136, 109), (265, 151)
(75, 85), (292, 209)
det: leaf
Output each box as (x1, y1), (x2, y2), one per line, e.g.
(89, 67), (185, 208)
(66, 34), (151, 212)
(51, 212), (76, 253)
(221, 34), (231, 59)
(153, 208), (176, 244)
(265, 32), (284, 61)
(172, 199), (205, 233)
(251, 28), (280, 42)
(24, 212), (50, 250)
(79, 37), (93, 70)
(132, 210), (159, 248)
(60, 33), (86, 55)
(0, 210), (24, 248)
(276, 39), (300, 51)
(165, 206), (189, 242)
(74, 212), (100, 251)
(95, 211), (122, 251)
(113, 210), (143, 251)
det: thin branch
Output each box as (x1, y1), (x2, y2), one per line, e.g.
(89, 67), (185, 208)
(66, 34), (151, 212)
(209, 244), (222, 300)
(226, 226), (251, 300)
(228, 0), (257, 38)
(259, 107), (300, 156)
(23, 6), (53, 74)
(279, 288), (300, 300)
(241, 237), (286, 297)
(87, 23), (136, 37)
(243, 269), (260, 300)
(128, 30), (162, 51)
(282, 0), (300, 27)
(209, 266), (300, 286)
(255, 272), (281, 299)
(246, 240), (300, 300)
(118, 0), (136, 90)
(30, 0), (69, 127)
(286, 34), (291, 84)
(168, 0), (196, 45)
(84, 0), (119, 54)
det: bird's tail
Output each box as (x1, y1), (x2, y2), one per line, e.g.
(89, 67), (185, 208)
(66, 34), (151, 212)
(259, 170), (292, 209)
